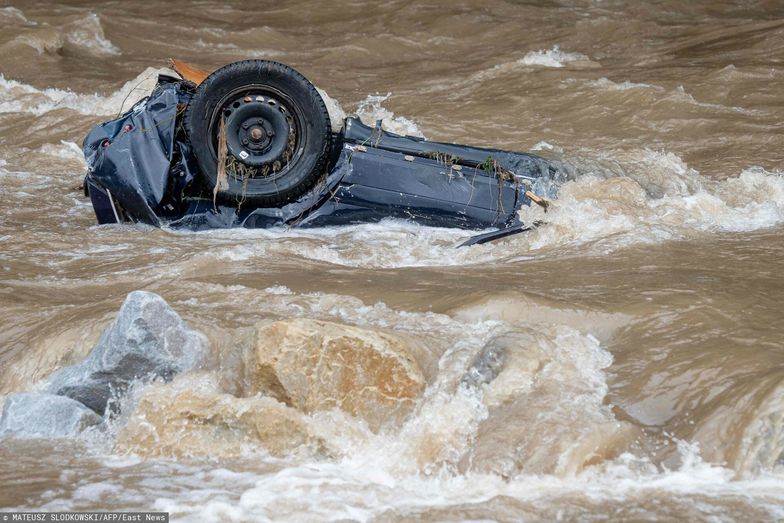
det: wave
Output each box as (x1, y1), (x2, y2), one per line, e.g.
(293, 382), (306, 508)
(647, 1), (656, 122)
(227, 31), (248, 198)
(145, 441), (783, 521)
(517, 154), (784, 254)
(354, 93), (425, 137)
(5, 13), (120, 57)
(518, 45), (593, 68)
(63, 13), (120, 56)
(0, 67), (166, 116)
(587, 77), (759, 114)
(316, 87), (347, 133)
(588, 77), (657, 91)
(0, 6), (36, 26)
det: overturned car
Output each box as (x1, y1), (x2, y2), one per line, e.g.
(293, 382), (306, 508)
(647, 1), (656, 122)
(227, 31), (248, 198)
(83, 60), (560, 245)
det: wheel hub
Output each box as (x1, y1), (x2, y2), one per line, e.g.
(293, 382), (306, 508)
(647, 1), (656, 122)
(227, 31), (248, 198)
(221, 95), (294, 168)
(249, 127), (265, 142)
(240, 118), (274, 151)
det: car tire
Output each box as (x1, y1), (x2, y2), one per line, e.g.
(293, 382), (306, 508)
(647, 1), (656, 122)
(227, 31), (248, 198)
(184, 60), (332, 206)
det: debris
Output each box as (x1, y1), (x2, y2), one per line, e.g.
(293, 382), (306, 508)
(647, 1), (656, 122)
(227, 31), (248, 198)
(213, 116), (229, 208)
(525, 190), (550, 212)
(168, 58), (209, 85)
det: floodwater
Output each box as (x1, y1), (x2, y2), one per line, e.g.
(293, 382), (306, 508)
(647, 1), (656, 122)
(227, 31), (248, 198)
(1, 1), (783, 521)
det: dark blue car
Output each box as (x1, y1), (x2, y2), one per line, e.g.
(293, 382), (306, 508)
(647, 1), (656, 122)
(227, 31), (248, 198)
(83, 60), (559, 245)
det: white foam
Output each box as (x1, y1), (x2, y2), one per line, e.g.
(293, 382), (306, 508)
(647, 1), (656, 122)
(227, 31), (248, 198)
(147, 444), (784, 522)
(0, 67), (169, 116)
(355, 93), (425, 137)
(316, 87), (347, 133)
(517, 157), (784, 254)
(519, 46), (591, 68)
(264, 285), (293, 295)
(531, 141), (562, 152)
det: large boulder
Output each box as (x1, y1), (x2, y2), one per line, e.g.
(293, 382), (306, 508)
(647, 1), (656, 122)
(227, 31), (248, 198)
(0, 392), (102, 438)
(47, 291), (206, 415)
(248, 318), (425, 431)
(115, 373), (329, 459)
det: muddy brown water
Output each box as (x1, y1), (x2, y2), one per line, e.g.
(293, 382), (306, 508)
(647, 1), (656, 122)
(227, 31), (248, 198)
(1, 1), (783, 521)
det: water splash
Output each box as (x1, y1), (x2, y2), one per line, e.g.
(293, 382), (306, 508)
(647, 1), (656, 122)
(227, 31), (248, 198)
(63, 14), (121, 56)
(518, 45), (592, 68)
(0, 67), (166, 116)
(316, 87), (347, 133)
(355, 93), (425, 137)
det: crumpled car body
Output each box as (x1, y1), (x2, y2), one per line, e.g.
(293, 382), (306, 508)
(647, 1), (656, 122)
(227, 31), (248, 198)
(83, 74), (560, 243)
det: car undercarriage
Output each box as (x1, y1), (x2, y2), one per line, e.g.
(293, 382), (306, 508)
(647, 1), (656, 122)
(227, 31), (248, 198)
(83, 60), (561, 245)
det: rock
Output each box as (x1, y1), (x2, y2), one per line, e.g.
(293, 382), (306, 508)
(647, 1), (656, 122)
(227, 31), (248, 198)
(47, 291), (206, 415)
(115, 373), (329, 459)
(461, 337), (510, 389)
(249, 318), (425, 431)
(461, 328), (636, 477)
(0, 392), (102, 438)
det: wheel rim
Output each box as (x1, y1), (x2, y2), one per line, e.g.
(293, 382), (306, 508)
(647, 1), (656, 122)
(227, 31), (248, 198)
(208, 85), (302, 182)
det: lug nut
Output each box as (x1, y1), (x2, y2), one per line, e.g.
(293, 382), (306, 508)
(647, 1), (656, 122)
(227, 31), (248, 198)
(267, 130), (275, 137)
(242, 139), (249, 145)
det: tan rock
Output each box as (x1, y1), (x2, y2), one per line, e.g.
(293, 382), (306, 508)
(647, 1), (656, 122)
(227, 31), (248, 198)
(249, 318), (425, 431)
(115, 372), (329, 459)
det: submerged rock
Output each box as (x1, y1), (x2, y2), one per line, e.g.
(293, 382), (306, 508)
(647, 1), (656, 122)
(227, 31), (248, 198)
(0, 392), (102, 438)
(461, 337), (510, 389)
(47, 291), (206, 415)
(462, 328), (636, 477)
(116, 372), (329, 459)
(249, 318), (425, 431)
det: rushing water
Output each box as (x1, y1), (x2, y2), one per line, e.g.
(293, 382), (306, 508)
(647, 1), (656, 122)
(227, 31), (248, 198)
(1, 1), (783, 521)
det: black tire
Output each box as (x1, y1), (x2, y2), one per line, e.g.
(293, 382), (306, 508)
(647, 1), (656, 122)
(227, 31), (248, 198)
(184, 60), (332, 206)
